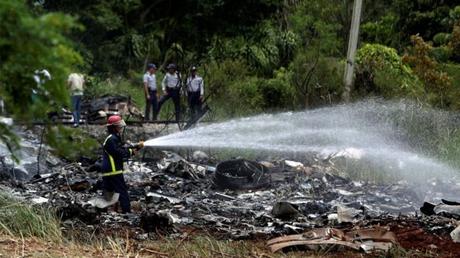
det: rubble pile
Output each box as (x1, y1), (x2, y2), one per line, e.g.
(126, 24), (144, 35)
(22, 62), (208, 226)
(49, 95), (144, 123)
(3, 150), (456, 240)
(0, 129), (61, 181)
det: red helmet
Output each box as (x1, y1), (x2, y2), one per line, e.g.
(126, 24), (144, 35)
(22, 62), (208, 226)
(107, 115), (126, 127)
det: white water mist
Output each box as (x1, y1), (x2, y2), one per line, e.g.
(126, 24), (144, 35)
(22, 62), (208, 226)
(145, 100), (459, 185)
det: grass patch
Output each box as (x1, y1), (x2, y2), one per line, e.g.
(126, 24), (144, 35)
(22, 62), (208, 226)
(0, 193), (61, 242)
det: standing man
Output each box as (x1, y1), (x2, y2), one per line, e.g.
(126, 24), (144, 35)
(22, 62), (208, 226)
(143, 63), (158, 121)
(186, 66), (204, 120)
(158, 63), (181, 122)
(102, 115), (143, 213)
(67, 72), (84, 127)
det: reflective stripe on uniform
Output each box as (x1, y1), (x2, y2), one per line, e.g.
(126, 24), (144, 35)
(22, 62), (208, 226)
(102, 170), (124, 176)
(103, 134), (124, 177)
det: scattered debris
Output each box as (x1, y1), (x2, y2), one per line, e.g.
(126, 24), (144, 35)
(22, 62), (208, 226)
(213, 159), (271, 190)
(336, 205), (363, 223)
(272, 201), (300, 219)
(87, 192), (120, 209)
(420, 199), (460, 219)
(48, 95), (143, 123)
(267, 227), (396, 254)
(2, 126), (460, 257)
(451, 225), (460, 243)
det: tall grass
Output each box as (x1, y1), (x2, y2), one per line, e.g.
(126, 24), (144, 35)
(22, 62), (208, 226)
(0, 193), (61, 242)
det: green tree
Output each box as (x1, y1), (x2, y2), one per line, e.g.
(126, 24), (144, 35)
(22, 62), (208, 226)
(403, 35), (452, 107)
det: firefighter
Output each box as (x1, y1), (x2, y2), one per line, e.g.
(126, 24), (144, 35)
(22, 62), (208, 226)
(102, 115), (143, 213)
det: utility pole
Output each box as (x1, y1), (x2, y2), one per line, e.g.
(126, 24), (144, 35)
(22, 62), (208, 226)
(342, 0), (363, 103)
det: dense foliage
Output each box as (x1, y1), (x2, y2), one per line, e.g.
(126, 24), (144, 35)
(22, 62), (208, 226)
(26, 0), (460, 113)
(0, 0), (97, 157)
(2, 0), (460, 154)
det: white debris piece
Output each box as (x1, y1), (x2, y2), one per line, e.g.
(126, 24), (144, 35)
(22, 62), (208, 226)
(337, 205), (362, 223)
(450, 225), (460, 243)
(147, 192), (182, 204)
(259, 161), (275, 168)
(285, 160), (304, 169)
(333, 147), (364, 159)
(31, 196), (48, 204)
(192, 150), (209, 161)
(0, 117), (13, 126)
(433, 204), (460, 216)
(87, 192), (120, 209)
(334, 189), (357, 196)
(327, 213), (338, 221)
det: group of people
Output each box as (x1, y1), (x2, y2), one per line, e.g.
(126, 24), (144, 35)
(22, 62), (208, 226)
(66, 63), (204, 127)
(99, 63), (205, 214)
(143, 63), (204, 122)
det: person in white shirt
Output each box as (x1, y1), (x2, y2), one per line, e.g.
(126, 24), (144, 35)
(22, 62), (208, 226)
(143, 63), (158, 121)
(158, 63), (181, 121)
(186, 66), (204, 120)
(67, 72), (84, 127)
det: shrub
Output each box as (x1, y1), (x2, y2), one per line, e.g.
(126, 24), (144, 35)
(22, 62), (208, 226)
(355, 43), (423, 98)
(433, 32), (451, 46)
(448, 23), (460, 62)
(403, 35), (452, 107)
(289, 50), (343, 108)
(431, 46), (453, 62)
(257, 68), (296, 111)
(361, 14), (399, 47)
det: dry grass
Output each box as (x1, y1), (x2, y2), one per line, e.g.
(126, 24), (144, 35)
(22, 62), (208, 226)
(0, 231), (422, 258)
(0, 194), (62, 242)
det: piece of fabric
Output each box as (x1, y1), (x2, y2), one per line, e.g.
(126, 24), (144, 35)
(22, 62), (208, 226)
(145, 89), (158, 121)
(71, 95), (82, 125)
(186, 76), (204, 95)
(161, 72), (180, 92)
(143, 72), (157, 90)
(68, 73), (84, 95)
(102, 174), (130, 213)
(158, 88), (181, 121)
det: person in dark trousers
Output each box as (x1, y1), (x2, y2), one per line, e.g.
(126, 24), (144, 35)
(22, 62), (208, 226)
(102, 115), (143, 213)
(143, 63), (158, 121)
(186, 66), (204, 120)
(158, 63), (181, 121)
(67, 72), (84, 127)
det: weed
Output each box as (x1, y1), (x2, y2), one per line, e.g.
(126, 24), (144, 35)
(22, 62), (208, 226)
(0, 194), (61, 242)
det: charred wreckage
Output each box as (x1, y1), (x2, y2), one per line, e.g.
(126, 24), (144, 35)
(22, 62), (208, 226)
(1, 96), (460, 255)
(2, 134), (460, 255)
